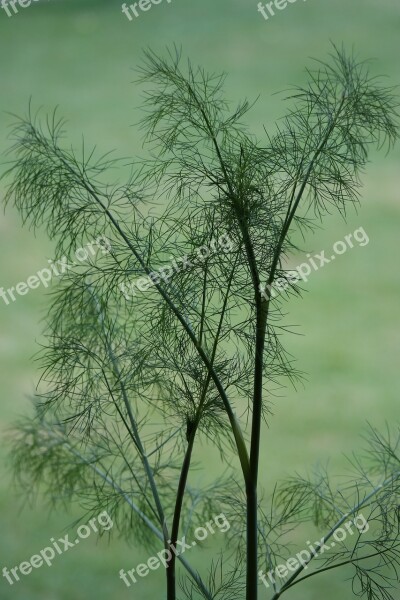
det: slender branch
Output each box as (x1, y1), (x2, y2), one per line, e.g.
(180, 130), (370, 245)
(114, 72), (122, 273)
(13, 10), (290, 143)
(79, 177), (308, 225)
(185, 76), (276, 600)
(166, 248), (242, 599)
(56, 151), (250, 481)
(282, 545), (400, 593)
(185, 81), (262, 302)
(271, 470), (400, 599)
(267, 95), (347, 289)
(248, 93), (348, 600)
(57, 434), (213, 600)
(146, 427), (181, 458)
(86, 284), (170, 544)
(247, 300), (269, 600)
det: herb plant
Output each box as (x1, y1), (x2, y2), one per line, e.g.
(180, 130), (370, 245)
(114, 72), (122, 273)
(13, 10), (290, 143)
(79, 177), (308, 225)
(4, 45), (400, 600)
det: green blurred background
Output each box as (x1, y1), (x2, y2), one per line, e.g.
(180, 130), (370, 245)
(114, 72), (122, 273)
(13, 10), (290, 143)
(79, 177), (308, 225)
(0, 0), (399, 598)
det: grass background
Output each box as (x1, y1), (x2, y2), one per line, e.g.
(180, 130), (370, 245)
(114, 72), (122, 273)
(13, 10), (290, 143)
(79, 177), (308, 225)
(0, 0), (399, 598)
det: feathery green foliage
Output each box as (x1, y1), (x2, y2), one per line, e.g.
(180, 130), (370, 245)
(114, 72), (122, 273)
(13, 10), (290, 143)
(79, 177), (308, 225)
(3, 45), (400, 600)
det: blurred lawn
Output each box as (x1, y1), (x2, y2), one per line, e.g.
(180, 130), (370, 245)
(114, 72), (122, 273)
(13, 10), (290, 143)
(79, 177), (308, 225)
(0, 0), (399, 598)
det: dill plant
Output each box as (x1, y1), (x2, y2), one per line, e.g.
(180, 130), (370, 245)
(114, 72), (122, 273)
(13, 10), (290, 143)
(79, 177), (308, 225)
(3, 45), (400, 600)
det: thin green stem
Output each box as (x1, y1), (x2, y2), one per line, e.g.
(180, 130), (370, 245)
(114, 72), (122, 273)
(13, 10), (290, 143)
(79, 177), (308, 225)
(185, 81), (267, 600)
(166, 249), (242, 600)
(271, 471), (400, 599)
(86, 284), (169, 543)
(56, 433), (213, 600)
(248, 94), (348, 600)
(281, 545), (400, 594)
(57, 153), (250, 482)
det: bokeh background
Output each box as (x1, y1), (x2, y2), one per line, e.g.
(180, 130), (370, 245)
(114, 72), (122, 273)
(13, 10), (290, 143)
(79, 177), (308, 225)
(0, 0), (399, 598)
